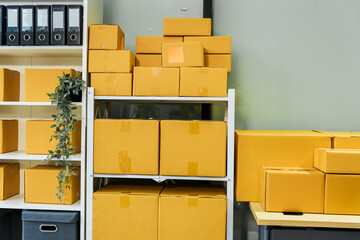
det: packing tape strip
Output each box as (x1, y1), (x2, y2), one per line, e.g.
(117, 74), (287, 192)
(198, 88), (208, 97)
(104, 52), (115, 71)
(120, 195), (130, 208)
(152, 67), (162, 77)
(187, 162), (198, 176)
(189, 122), (200, 135)
(120, 121), (131, 132)
(118, 151), (131, 174)
(167, 46), (184, 63)
(106, 88), (116, 95)
(187, 197), (198, 207)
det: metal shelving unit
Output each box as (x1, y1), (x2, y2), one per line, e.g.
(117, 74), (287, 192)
(86, 87), (236, 240)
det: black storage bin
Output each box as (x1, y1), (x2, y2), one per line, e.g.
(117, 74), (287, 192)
(22, 210), (79, 240)
(0, 210), (10, 240)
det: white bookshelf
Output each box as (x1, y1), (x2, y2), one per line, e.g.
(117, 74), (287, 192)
(0, 151), (81, 161)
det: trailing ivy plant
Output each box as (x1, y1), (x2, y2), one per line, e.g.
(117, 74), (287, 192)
(47, 72), (85, 203)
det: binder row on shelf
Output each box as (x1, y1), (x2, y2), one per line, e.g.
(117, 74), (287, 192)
(0, 5), (83, 46)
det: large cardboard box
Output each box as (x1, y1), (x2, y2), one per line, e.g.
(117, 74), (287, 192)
(0, 120), (18, 153)
(325, 174), (360, 214)
(0, 163), (19, 200)
(25, 69), (75, 102)
(135, 54), (162, 67)
(0, 68), (20, 101)
(162, 42), (204, 67)
(205, 54), (231, 75)
(93, 184), (163, 240)
(136, 36), (183, 53)
(320, 131), (360, 149)
(160, 120), (226, 177)
(25, 120), (81, 154)
(25, 165), (80, 205)
(235, 130), (332, 202)
(184, 36), (231, 54)
(163, 18), (212, 36)
(314, 148), (360, 174)
(94, 119), (159, 175)
(159, 185), (226, 240)
(89, 25), (125, 50)
(133, 67), (179, 97)
(91, 73), (132, 96)
(259, 167), (324, 213)
(88, 50), (135, 73)
(180, 67), (227, 97)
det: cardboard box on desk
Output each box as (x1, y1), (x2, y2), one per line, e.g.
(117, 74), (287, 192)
(89, 25), (125, 50)
(91, 73), (132, 96)
(136, 36), (183, 53)
(180, 67), (227, 97)
(135, 54), (162, 67)
(160, 120), (227, 177)
(259, 167), (324, 213)
(25, 165), (80, 205)
(0, 163), (19, 200)
(25, 120), (81, 154)
(159, 185), (226, 240)
(162, 42), (204, 67)
(163, 18), (212, 36)
(205, 54), (232, 75)
(88, 50), (135, 73)
(25, 69), (75, 102)
(93, 184), (163, 240)
(184, 36), (231, 54)
(0, 68), (20, 101)
(235, 130), (332, 202)
(133, 67), (179, 97)
(94, 119), (159, 175)
(320, 131), (360, 149)
(0, 120), (18, 153)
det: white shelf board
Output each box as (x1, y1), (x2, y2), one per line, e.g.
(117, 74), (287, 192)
(0, 46), (83, 57)
(93, 174), (229, 182)
(0, 194), (81, 211)
(0, 151), (81, 161)
(0, 101), (82, 106)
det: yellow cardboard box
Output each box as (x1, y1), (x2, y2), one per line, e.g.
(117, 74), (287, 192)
(163, 18), (212, 36)
(25, 165), (80, 205)
(0, 68), (20, 101)
(135, 54), (162, 67)
(136, 36), (183, 53)
(162, 42), (204, 67)
(159, 185), (226, 240)
(180, 67), (227, 97)
(88, 50), (135, 73)
(320, 131), (360, 149)
(133, 67), (179, 97)
(25, 69), (75, 102)
(91, 73), (132, 96)
(0, 163), (19, 200)
(160, 120), (226, 177)
(89, 24), (125, 50)
(325, 174), (360, 214)
(235, 130), (332, 202)
(315, 148), (360, 174)
(184, 36), (231, 53)
(25, 120), (81, 154)
(205, 54), (232, 75)
(93, 184), (163, 240)
(260, 167), (324, 213)
(94, 119), (159, 175)
(0, 120), (18, 154)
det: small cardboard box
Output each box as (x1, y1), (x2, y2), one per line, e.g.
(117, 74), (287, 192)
(0, 68), (20, 101)
(163, 18), (212, 36)
(320, 131), (360, 149)
(159, 185), (226, 240)
(94, 119), (159, 175)
(136, 36), (183, 53)
(88, 50), (135, 73)
(91, 73), (132, 96)
(205, 54), (232, 75)
(93, 184), (163, 240)
(162, 42), (204, 67)
(325, 174), (360, 214)
(25, 165), (80, 205)
(160, 120), (227, 177)
(315, 148), (360, 174)
(184, 36), (231, 53)
(25, 69), (75, 102)
(25, 120), (81, 155)
(180, 67), (227, 97)
(133, 67), (179, 97)
(89, 24), (125, 50)
(135, 54), (162, 67)
(0, 120), (18, 154)
(0, 163), (19, 200)
(259, 167), (324, 213)
(235, 130), (332, 202)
